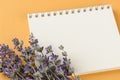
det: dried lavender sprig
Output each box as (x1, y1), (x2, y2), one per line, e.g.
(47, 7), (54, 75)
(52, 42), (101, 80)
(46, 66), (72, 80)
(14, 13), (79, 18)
(28, 33), (73, 79)
(0, 44), (25, 80)
(59, 45), (81, 80)
(0, 33), (81, 80)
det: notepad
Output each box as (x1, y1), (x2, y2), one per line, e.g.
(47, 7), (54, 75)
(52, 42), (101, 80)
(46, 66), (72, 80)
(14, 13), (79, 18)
(27, 4), (120, 75)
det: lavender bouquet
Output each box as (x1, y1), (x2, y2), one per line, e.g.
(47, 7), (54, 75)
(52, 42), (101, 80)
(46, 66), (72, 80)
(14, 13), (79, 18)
(0, 33), (80, 80)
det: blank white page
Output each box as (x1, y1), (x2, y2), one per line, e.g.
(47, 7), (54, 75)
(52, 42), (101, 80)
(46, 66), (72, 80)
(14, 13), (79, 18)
(27, 4), (120, 74)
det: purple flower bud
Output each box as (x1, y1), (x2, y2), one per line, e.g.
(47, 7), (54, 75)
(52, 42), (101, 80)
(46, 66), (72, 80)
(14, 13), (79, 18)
(45, 45), (53, 53)
(12, 38), (19, 46)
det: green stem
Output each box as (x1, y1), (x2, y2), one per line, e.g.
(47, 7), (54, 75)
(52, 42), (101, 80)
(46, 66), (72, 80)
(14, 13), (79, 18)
(45, 72), (50, 80)
(41, 52), (44, 56)
(37, 77), (42, 80)
(31, 66), (36, 72)
(9, 65), (25, 80)
(49, 69), (60, 80)
(27, 57), (42, 80)
(73, 72), (77, 79)
(16, 72), (25, 80)
(31, 66), (42, 80)
(61, 72), (67, 80)
(53, 62), (67, 80)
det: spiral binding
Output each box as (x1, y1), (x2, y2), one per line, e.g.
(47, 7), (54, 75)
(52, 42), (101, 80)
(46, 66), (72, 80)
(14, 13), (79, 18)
(28, 5), (110, 19)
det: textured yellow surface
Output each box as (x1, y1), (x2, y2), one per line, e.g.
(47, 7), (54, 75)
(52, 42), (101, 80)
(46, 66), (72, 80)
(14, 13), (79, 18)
(0, 0), (120, 80)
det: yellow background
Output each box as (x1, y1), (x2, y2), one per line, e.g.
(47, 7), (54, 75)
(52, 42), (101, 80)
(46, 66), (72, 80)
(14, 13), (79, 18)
(0, 0), (120, 80)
